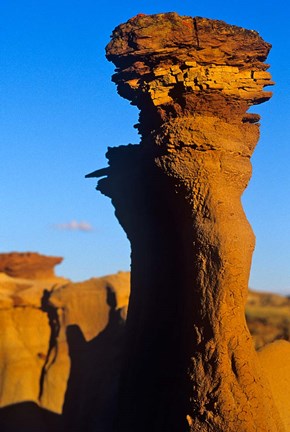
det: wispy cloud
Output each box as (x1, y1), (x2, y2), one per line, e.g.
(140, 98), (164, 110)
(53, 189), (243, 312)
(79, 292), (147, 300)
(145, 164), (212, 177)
(54, 220), (94, 232)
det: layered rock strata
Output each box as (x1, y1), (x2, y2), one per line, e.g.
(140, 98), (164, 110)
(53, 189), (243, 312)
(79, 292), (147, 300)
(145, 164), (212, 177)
(0, 252), (63, 279)
(89, 13), (283, 432)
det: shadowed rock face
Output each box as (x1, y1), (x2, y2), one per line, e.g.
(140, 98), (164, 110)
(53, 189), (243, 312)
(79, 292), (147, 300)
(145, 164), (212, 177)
(90, 13), (285, 432)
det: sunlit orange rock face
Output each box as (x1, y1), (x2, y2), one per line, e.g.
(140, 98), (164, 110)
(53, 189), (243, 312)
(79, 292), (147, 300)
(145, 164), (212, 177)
(93, 12), (285, 432)
(0, 254), (130, 431)
(0, 252), (63, 279)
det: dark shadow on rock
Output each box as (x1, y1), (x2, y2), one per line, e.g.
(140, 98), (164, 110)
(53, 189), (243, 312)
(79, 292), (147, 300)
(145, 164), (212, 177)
(0, 287), (126, 432)
(39, 288), (61, 400)
(62, 289), (126, 432)
(0, 402), (64, 432)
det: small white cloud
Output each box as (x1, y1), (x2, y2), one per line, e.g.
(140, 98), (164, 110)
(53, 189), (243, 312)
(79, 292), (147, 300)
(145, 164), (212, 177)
(54, 220), (94, 232)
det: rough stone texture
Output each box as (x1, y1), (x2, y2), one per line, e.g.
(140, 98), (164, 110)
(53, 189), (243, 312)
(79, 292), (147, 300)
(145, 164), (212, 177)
(0, 252), (63, 279)
(1, 256), (290, 431)
(0, 255), (130, 431)
(0, 307), (50, 407)
(59, 273), (130, 432)
(90, 13), (285, 432)
(0, 266), (69, 414)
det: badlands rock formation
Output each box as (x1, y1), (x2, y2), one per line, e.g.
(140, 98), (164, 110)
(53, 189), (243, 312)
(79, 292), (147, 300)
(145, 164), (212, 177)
(0, 252), (63, 279)
(0, 252), (289, 431)
(88, 13), (286, 432)
(0, 252), (130, 432)
(0, 252), (68, 431)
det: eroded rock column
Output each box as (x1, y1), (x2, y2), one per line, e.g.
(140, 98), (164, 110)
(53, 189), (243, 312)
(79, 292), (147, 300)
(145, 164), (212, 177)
(89, 13), (283, 432)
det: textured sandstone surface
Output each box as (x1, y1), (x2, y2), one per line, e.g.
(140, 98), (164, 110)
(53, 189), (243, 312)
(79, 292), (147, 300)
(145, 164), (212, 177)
(0, 254), (69, 414)
(0, 253), (130, 429)
(0, 306), (50, 407)
(0, 253), (290, 431)
(88, 12), (286, 432)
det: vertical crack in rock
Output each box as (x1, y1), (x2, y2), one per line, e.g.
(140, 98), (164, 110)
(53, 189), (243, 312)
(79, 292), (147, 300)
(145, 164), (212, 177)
(38, 288), (60, 402)
(193, 18), (200, 48)
(88, 12), (284, 432)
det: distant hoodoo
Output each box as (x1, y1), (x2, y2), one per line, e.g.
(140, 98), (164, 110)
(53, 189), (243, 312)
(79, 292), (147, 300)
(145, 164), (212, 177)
(0, 252), (63, 279)
(88, 13), (283, 432)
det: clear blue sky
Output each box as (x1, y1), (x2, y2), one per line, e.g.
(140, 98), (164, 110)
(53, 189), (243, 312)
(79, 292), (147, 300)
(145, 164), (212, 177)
(1, 0), (290, 293)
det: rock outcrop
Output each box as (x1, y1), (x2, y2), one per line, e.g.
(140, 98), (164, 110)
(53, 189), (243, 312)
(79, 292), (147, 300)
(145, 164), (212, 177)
(50, 273), (130, 432)
(0, 252), (289, 431)
(88, 13), (285, 432)
(0, 253), (130, 432)
(0, 252), (63, 279)
(0, 253), (68, 415)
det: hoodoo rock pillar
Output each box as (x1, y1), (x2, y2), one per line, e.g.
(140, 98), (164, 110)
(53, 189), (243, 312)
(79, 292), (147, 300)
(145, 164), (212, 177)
(88, 13), (283, 432)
